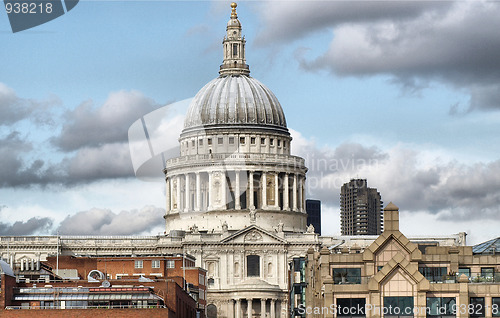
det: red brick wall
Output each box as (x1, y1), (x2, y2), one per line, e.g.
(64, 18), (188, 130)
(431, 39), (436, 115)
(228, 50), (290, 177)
(0, 308), (174, 318)
(0, 274), (16, 308)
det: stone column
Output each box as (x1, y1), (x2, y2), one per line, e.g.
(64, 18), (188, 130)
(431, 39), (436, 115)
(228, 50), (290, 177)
(274, 173), (279, 209)
(249, 171), (255, 210)
(247, 299), (253, 318)
(228, 299), (235, 318)
(235, 170), (241, 210)
(221, 171), (227, 208)
(293, 174), (298, 211)
(184, 173), (190, 212)
(176, 175), (182, 212)
(170, 177), (175, 211)
(195, 172), (201, 212)
(261, 299), (266, 318)
(270, 299), (276, 318)
(236, 298), (242, 318)
(262, 172), (267, 208)
(208, 172), (213, 210)
(298, 176), (303, 212)
(283, 173), (289, 210)
(165, 177), (171, 213)
(281, 300), (288, 317)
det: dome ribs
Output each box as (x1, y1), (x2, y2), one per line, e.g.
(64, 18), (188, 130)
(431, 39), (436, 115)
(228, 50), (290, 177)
(182, 75), (288, 132)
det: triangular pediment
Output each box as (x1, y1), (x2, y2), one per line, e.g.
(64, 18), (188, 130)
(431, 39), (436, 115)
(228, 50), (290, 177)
(368, 253), (429, 292)
(363, 230), (422, 262)
(220, 225), (287, 244)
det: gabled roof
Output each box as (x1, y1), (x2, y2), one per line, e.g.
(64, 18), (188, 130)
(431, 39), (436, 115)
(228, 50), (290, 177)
(220, 225), (287, 244)
(473, 237), (500, 254)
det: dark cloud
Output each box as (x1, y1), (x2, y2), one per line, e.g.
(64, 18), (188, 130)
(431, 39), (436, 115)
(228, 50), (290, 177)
(0, 83), (59, 126)
(295, 133), (500, 221)
(52, 90), (159, 151)
(0, 217), (53, 235)
(57, 206), (165, 235)
(255, 1), (500, 111)
(254, 1), (452, 46)
(0, 132), (134, 188)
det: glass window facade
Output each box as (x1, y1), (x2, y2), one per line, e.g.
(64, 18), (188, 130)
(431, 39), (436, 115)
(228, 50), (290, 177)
(419, 267), (447, 282)
(492, 298), (500, 317)
(337, 298), (366, 318)
(426, 297), (456, 318)
(384, 297), (414, 318)
(332, 268), (361, 284)
(469, 297), (485, 317)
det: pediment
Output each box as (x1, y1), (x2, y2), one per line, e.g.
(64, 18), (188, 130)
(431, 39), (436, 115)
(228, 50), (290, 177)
(369, 253), (429, 292)
(363, 231), (422, 262)
(220, 225), (287, 244)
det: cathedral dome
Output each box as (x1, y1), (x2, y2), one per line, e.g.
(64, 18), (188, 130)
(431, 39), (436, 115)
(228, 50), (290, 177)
(183, 75), (287, 133)
(182, 2), (287, 134)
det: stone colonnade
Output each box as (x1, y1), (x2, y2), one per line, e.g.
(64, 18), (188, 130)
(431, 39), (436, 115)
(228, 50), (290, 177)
(227, 298), (285, 318)
(165, 170), (305, 214)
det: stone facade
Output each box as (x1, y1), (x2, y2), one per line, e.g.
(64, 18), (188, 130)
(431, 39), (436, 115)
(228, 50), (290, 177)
(305, 203), (499, 318)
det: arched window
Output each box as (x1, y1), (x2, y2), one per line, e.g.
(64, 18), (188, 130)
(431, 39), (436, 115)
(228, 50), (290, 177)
(207, 304), (217, 318)
(247, 255), (260, 277)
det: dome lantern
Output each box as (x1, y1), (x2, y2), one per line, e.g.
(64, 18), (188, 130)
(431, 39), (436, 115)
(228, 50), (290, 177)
(220, 2), (250, 76)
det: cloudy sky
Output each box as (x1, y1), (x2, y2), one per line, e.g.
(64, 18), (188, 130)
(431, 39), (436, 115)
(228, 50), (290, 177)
(1, 1), (499, 244)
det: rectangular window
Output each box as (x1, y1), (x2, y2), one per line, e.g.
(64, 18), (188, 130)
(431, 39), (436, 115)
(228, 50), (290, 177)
(261, 138), (265, 145)
(419, 267), (447, 282)
(469, 297), (485, 317)
(384, 297), (414, 318)
(332, 268), (361, 284)
(232, 43), (238, 57)
(492, 298), (500, 317)
(426, 297), (456, 318)
(337, 298), (366, 318)
(277, 139), (281, 146)
(251, 137), (256, 144)
(283, 141), (286, 148)
(207, 138), (212, 145)
(166, 260), (175, 268)
(270, 138), (274, 146)
(481, 267), (494, 281)
(229, 137), (234, 144)
(218, 137), (223, 145)
(191, 140), (195, 147)
(458, 267), (471, 278)
(240, 137), (245, 144)
(199, 139), (203, 146)
(152, 260), (160, 269)
(134, 260), (143, 269)
(247, 255), (260, 277)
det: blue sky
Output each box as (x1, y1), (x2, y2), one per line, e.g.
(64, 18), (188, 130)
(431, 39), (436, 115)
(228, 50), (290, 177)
(1, 1), (500, 244)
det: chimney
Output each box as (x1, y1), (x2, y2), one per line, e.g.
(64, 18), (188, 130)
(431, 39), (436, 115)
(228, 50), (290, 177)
(383, 202), (399, 232)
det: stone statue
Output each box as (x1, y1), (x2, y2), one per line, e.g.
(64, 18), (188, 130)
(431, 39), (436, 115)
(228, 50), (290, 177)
(277, 221), (284, 233)
(249, 210), (256, 223)
(191, 224), (199, 234)
(306, 224), (315, 233)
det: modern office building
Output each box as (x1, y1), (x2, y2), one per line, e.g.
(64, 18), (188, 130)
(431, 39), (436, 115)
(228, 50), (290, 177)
(340, 179), (383, 235)
(306, 200), (321, 235)
(305, 203), (500, 318)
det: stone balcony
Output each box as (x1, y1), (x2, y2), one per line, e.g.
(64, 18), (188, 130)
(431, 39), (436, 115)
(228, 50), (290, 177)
(165, 153), (306, 171)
